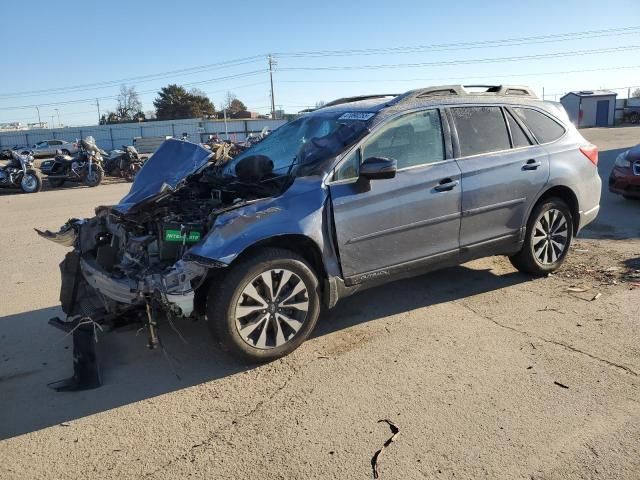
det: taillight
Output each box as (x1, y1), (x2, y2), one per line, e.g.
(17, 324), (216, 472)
(579, 144), (598, 166)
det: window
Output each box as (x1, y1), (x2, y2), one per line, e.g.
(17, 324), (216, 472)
(513, 108), (565, 144)
(49, 140), (62, 146)
(505, 110), (532, 148)
(362, 110), (444, 169)
(451, 106), (510, 157)
(334, 148), (359, 181)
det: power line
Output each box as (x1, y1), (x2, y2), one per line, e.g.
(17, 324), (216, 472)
(0, 71), (267, 111)
(279, 64), (640, 84)
(274, 26), (640, 57)
(279, 45), (640, 71)
(0, 56), (264, 99)
(3, 25), (639, 101)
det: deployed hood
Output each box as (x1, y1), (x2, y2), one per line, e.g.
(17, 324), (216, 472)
(114, 139), (212, 214)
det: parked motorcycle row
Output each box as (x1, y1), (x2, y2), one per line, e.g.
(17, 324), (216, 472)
(0, 129), (269, 194)
(0, 136), (145, 194)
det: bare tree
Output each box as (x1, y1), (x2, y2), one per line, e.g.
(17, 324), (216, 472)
(115, 84), (143, 121)
(632, 88), (640, 98)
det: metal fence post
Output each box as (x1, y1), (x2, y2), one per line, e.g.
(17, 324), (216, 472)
(109, 127), (114, 150)
(171, 123), (175, 137)
(25, 133), (29, 147)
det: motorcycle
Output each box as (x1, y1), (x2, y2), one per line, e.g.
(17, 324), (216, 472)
(104, 145), (143, 182)
(39, 136), (105, 188)
(0, 150), (42, 193)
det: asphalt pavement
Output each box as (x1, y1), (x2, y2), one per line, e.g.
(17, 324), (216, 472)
(0, 127), (638, 479)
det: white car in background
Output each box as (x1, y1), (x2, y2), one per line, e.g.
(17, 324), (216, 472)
(21, 139), (78, 158)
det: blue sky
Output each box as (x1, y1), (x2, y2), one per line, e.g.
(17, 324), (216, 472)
(2, 0), (640, 126)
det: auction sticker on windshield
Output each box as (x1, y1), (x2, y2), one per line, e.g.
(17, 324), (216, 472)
(338, 112), (375, 121)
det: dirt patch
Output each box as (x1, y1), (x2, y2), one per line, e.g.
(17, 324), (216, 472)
(556, 240), (640, 287)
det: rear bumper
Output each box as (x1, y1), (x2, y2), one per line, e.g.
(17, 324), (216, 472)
(609, 166), (640, 198)
(579, 205), (599, 230)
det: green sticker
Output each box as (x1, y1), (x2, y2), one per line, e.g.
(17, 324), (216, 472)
(164, 229), (201, 243)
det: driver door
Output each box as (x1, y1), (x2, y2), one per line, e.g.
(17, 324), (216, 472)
(329, 109), (462, 283)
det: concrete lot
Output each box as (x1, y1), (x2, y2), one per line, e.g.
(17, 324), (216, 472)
(0, 127), (638, 479)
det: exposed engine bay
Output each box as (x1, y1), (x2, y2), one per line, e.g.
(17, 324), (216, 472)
(42, 163), (285, 324)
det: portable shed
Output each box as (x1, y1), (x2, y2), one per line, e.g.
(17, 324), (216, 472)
(560, 90), (617, 128)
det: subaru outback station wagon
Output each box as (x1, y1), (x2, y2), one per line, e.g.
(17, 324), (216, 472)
(41, 85), (601, 364)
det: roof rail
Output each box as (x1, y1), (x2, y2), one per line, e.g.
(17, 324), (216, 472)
(321, 94), (399, 109)
(389, 84), (537, 106)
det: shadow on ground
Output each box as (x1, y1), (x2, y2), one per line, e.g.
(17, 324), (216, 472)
(0, 264), (527, 440)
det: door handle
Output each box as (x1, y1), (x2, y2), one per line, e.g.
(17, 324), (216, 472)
(434, 178), (459, 192)
(522, 159), (541, 170)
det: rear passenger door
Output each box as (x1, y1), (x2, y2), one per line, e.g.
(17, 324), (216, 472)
(448, 105), (550, 252)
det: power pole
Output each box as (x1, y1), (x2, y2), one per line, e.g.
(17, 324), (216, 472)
(55, 108), (61, 127)
(96, 98), (101, 124)
(268, 54), (277, 119)
(35, 106), (41, 127)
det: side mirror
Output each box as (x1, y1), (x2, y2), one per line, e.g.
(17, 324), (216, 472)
(360, 156), (397, 180)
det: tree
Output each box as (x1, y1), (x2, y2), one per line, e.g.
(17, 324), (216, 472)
(115, 84), (143, 121)
(223, 91), (247, 115)
(315, 100), (326, 109)
(632, 88), (640, 98)
(154, 84), (216, 120)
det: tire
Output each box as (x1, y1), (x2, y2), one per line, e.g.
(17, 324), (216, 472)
(84, 164), (104, 187)
(20, 170), (42, 193)
(206, 248), (321, 362)
(509, 198), (574, 276)
(631, 112), (640, 125)
(61, 149), (70, 156)
(48, 177), (65, 188)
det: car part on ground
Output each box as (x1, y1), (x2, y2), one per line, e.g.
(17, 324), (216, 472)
(36, 84), (601, 389)
(39, 136), (105, 188)
(609, 144), (640, 200)
(0, 150), (42, 193)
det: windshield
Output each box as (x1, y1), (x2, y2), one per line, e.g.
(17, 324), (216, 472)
(222, 113), (370, 179)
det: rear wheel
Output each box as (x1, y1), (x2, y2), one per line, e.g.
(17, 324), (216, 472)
(509, 198), (574, 276)
(84, 164), (104, 187)
(206, 248), (321, 362)
(48, 178), (65, 188)
(61, 149), (70, 156)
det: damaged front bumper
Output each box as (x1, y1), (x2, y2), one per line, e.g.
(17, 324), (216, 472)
(79, 256), (208, 318)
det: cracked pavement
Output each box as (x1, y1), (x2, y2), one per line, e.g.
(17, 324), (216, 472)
(1, 127), (639, 479)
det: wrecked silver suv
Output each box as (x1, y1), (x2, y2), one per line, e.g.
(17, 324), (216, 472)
(41, 85), (601, 389)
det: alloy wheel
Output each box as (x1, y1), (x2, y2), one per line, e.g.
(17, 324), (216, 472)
(234, 268), (310, 349)
(20, 174), (38, 193)
(531, 208), (569, 265)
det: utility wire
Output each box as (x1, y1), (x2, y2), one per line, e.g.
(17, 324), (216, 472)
(0, 71), (267, 111)
(0, 56), (264, 99)
(2, 25), (638, 100)
(279, 45), (640, 71)
(274, 26), (640, 57)
(279, 64), (640, 84)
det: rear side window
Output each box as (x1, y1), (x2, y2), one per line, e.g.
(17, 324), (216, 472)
(505, 111), (532, 148)
(450, 106), (510, 157)
(513, 108), (565, 143)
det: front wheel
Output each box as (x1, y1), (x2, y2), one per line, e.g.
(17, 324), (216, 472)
(84, 164), (104, 187)
(509, 198), (574, 276)
(20, 170), (42, 193)
(206, 248), (321, 362)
